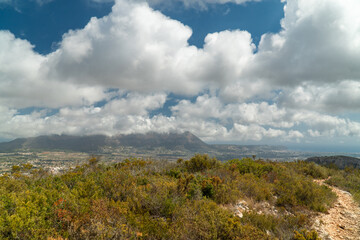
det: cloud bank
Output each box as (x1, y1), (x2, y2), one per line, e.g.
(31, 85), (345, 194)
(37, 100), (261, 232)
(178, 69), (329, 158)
(1, 0), (360, 147)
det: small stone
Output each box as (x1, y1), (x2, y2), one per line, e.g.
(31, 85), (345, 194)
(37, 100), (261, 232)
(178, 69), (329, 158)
(339, 225), (345, 230)
(314, 219), (320, 226)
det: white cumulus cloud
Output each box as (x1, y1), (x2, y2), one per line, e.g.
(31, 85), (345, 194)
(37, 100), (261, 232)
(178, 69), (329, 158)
(1, 0), (360, 147)
(251, 0), (360, 86)
(92, 0), (262, 10)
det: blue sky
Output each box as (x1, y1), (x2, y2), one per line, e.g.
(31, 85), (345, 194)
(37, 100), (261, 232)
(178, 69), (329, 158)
(0, 0), (284, 53)
(1, 0), (360, 152)
(0, 0), (114, 54)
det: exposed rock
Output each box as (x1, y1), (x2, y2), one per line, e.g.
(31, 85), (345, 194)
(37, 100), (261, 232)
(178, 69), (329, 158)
(312, 179), (360, 240)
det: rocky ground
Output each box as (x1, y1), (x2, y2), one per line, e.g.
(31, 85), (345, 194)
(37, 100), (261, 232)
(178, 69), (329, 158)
(313, 180), (360, 240)
(230, 179), (360, 240)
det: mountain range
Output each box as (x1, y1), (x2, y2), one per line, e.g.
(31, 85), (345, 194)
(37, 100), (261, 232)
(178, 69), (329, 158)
(0, 132), (297, 160)
(1, 132), (359, 164)
(0, 132), (208, 152)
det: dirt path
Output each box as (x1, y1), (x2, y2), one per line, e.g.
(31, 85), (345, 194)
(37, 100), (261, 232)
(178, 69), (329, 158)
(312, 179), (360, 240)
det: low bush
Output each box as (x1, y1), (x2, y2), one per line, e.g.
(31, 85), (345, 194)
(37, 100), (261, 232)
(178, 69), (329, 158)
(287, 161), (330, 179)
(293, 229), (321, 240)
(184, 154), (220, 172)
(326, 167), (360, 205)
(274, 169), (336, 212)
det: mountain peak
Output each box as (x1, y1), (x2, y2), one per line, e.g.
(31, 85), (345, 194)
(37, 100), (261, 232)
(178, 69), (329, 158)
(0, 132), (209, 153)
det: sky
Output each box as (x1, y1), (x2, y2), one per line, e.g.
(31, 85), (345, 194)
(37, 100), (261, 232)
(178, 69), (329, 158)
(1, 0), (360, 152)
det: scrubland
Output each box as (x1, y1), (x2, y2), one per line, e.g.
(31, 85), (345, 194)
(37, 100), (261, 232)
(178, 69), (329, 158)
(1, 154), (359, 239)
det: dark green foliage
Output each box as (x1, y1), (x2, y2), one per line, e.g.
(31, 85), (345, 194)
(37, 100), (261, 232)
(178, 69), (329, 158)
(184, 154), (220, 172)
(274, 168), (336, 212)
(306, 155), (360, 169)
(166, 168), (181, 178)
(237, 173), (273, 201)
(241, 211), (310, 239)
(171, 200), (270, 240)
(293, 229), (321, 240)
(11, 165), (21, 174)
(227, 158), (273, 177)
(326, 167), (360, 204)
(241, 211), (279, 232)
(287, 161), (330, 179)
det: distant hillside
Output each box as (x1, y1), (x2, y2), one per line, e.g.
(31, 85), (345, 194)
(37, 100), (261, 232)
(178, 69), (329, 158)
(306, 155), (360, 169)
(106, 131), (210, 151)
(0, 135), (107, 152)
(0, 132), (297, 160)
(0, 132), (210, 153)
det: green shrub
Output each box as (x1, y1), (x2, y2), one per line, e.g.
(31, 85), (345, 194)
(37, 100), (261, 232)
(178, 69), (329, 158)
(326, 167), (360, 205)
(227, 158), (273, 177)
(287, 161), (330, 179)
(241, 211), (278, 232)
(274, 170), (336, 212)
(213, 182), (242, 204)
(293, 229), (321, 240)
(167, 168), (181, 178)
(171, 200), (270, 240)
(237, 173), (273, 201)
(184, 154), (220, 172)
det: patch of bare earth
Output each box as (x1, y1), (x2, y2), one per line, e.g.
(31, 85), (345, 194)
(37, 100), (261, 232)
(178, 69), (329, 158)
(312, 179), (360, 240)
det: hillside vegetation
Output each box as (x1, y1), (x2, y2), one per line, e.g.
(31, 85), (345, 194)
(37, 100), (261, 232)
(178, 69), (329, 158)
(307, 155), (360, 170)
(1, 155), (354, 240)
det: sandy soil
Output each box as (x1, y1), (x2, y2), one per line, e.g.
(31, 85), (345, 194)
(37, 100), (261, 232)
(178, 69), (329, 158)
(312, 179), (360, 240)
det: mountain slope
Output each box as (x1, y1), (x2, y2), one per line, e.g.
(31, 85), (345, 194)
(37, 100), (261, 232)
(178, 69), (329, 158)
(106, 131), (210, 151)
(0, 132), (295, 161)
(0, 132), (210, 153)
(0, 135), (107, 152)
(306, 155), (360, 169)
